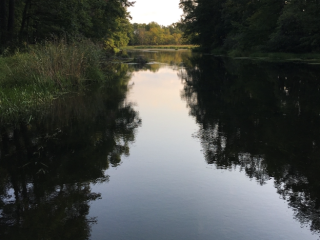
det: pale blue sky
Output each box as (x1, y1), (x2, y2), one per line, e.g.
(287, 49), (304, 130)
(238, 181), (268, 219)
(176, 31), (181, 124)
(128, 0), (183, 26)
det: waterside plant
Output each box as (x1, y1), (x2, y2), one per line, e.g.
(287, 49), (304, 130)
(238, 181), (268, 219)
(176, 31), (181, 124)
(0, 41), (119, 124)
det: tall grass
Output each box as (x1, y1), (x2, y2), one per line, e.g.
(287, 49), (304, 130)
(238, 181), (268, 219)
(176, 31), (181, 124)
(0, 40), (104, 89)
(0, 40), (108, 123)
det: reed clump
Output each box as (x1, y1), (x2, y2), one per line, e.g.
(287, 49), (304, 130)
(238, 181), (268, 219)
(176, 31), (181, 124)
(0, 40), (104, 89)
(0, 40), (107, 123)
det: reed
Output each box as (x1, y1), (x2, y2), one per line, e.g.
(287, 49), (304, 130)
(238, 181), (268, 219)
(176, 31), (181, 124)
(0, 40), (104, 88)
(0, 40), (110, 123)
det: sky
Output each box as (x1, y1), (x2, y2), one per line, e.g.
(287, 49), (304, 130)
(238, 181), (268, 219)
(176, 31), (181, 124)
(128, 0), (183, 26)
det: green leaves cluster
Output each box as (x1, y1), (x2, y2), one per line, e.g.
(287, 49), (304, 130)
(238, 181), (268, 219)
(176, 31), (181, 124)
(0, 0), (134, 49)
(129, 22), (186, 45)
(180, 0), (320, 53)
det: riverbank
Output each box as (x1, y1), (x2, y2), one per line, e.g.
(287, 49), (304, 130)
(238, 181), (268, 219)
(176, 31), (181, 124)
(229, 50), (320, 62)
(125, 45), (196, 50)
(205, 48), (320, 63)
(0, 41), (125, 124)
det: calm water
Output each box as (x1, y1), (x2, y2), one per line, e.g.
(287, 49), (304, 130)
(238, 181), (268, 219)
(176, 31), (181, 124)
(1, 50), (320, 240)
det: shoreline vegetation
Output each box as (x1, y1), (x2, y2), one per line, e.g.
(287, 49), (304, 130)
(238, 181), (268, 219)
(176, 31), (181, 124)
(125, 45), (320, 62)
(0, 0), (135, 124)
(0, 40), (128, 124)
(1, 41), (319, 125)
(125, 45), (196, 50)
(1, 0), (319, 125)
(179, 0), (320, 57)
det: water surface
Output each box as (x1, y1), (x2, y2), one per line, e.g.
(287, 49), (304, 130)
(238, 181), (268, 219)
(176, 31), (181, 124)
(1, 50), (320, 240)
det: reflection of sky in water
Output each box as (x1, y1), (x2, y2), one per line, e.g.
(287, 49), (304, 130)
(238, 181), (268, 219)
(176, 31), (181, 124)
(90, 62), (317, 240)
(2, 50), (317, 239)
(3, 188), (15, 202)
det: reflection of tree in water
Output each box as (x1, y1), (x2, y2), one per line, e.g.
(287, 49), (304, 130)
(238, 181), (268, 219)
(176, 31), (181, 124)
(180, 55), (320, 235)
(127, 50), (192, 73)
(0, 72), (141, 239)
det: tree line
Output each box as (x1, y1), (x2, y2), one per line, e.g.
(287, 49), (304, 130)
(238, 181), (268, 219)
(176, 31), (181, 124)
(0, 0), (134, 50)
(128, 22), (187, 45)
(179, 0), (320, 53)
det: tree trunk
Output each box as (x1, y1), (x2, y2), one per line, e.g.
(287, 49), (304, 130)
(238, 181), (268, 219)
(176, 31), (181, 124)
(19, 0), (31, 41)
(0, 0), (7, 43)
(7, 0), (15, 41)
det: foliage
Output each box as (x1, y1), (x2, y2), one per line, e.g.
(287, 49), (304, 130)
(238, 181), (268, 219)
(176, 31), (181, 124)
(129, 22), (187, 46)
(0, 41), (123, 123)
(0, 0), (134, 51)
(105, 17), (133, 53)
(269, 0), (320, 52)
(179, 0), (320, 53)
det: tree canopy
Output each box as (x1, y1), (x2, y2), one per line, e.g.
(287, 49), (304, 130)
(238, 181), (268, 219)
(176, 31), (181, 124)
(180, 0), (320, 52)
(129, 22), (186, 45)
(0, 0), (134, 49)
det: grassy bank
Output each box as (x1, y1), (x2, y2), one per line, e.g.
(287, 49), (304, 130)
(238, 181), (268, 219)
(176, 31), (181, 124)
(125, 45), (196, 50)
(0, 41), (117, 123)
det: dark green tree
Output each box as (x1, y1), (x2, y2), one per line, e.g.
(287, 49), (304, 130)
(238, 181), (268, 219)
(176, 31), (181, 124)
(180, 0), (227, 50)
(270, 0), (320, 52)
(0, 0), (135, 49)
(180, 0), (320, 53)
(223, 0), (283, 51)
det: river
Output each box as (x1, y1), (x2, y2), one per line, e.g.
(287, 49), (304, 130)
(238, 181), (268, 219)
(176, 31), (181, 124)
(1, 50), (320, 240)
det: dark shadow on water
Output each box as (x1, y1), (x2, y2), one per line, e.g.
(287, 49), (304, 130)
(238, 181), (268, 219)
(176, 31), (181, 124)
(2, 49), (320, 238)
(179, 55), (320, 236)
(0, 66), (141, 239)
